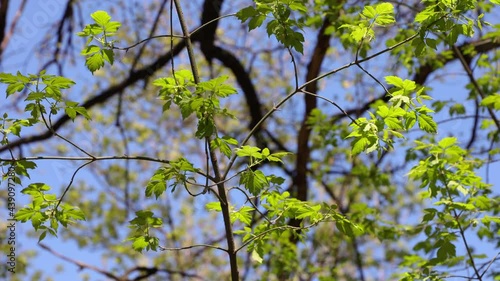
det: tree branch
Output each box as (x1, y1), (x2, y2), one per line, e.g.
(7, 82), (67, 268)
(0, 0), (27, 60)
(0, 38), (187, 154)
(174, 1), (239, 280)
(289, 16), (332, 230)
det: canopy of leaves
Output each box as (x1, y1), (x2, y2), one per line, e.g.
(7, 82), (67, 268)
(0, 1), (499, 281)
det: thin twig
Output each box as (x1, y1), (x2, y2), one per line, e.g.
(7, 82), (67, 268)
(480, 252), (500, 279)
(223, 32), (420, 179)
(159, 243), (227, 252)
(232, 186), (273, 224)
(38, 243), (121, 280)
(191, 13), (235, 36)
(287, 47), (299, 90)
(441, 174), (482, 280)
(113, 34), (184, 51)
(55, 160), (93, 210)
(355, 62), (391, 97)
(172, 1), (239, 280)
(235, 221), (324, 253)
(452, 45), (500, 133)
(0, 0), (27, 56)
(0, 155), (215, 182)
(41, 103), (95, 158)
(299, 32), (419, 92)
(300, 90), (358, 124)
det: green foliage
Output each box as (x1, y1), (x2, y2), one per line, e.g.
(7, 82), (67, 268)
(127, 210), (162, 252)
(240, 169), (269, 195)
(0, 71), (89, 121)
(234, 190), (363, 268)
(411, 0), (479, 56)
(235, 146), (291, 194)
(15, 183), (86, 242)
(236, 0), (307, 53)
(481, 93), (500, 110)
(145, 158), (198, 197)
(0, 113), (34, 142)
(347, 76), (439, 155)
(78, 10), (121, 73)
(211, 135), (239, 158)
(153, 71), (237, 139)
(340, 2), (395, 46)
(0, 71), (90, 146)
(402, 137), (500, 277)
(236, 146), (291, 166)
(361, 3), (395, 26)
(231, 206), (254, 225)
(14, 161), (36, 179)
(2, 1), (500, 280)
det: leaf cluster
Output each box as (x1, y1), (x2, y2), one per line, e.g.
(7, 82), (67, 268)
(347, 76), (436, 155)
(236, 0), (307, 53)
(0, 71), (90, 144)
(15, 183), (86, 242)
(127, 210), (163, 252)
(153, 70), (237, 139)
(77, 10), (121, 74)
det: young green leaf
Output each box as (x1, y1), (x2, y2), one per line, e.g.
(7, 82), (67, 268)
(91, 10), (111, 26)
(480, 93), (500, 110)
(417, 113), (437, 133)
(206, 202), (222, 212)
(85, 52), (105, 74)
(145, 169), (167, 199)
(240, 169), (269, 195)
(236, 146), (262, 159)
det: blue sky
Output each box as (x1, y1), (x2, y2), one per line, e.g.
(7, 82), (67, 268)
(1, 1), (499, 280)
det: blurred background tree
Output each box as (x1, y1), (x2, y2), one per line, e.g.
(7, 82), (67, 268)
(0, 0), (499, 280)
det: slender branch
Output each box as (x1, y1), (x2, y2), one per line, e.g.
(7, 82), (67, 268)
(173, 0), (199, 80)
(55, 160), (93, 210)
(223, 29), (421, 179)
(40, 243), (206, 281)
(191, 13), (235, 36)
(235, 221), (324, 253)
(204, 129), (210, 194)
(173, 1), (239, 280)
(441, 174), (482, 280)
(355, 62), (391, 97)
(466, 98), (480, 150)
(39, 0), (75, 73)
(113, 34), (184, 51)
(112, 14), (236, 52)
(0, 0), (28, 58)
(287, 47), (299, 90)
(39, 243), (121, 281)
(0, 0), (9, 55)
(223, 88), (298, 179)
(125, 266), (206, 281)
(299, 32), (419, 92)
(0, 154), (171, 163)
(300, 90), (358, 124)
(169, 0), (175, 74)
(44, 111), (95, 158)
(0, 155), (214, 182)
(159, 243), (227, 252)
(436, 115), (490, 124)
(479, 252), (500, 279)
(232, 186), (273, 224)
(452, 45), (500, 132)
